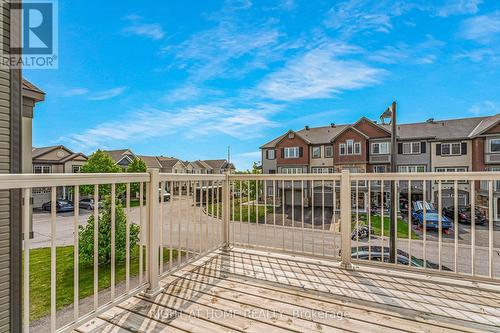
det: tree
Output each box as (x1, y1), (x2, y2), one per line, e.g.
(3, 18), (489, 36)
(127, 158), (147, 196)
(234, 162), (262, 200)
(80, 150), (123, 197)
(78, 197), (140, 265)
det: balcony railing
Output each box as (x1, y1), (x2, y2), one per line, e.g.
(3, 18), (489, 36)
(3, 170), (500, 332)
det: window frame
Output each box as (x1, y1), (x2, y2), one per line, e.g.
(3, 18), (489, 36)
(339, 143), (346, 155)
(402, 142), (421, 155)
(398, 165), (426, 173)
(488, 139), (500, 153)
(371, 142), (390, 155)
(72, 165), (81, 173)
(284, 147), (299, 159)
(281, 167), (303, 174)
(441, 142), (461, 156)
(311, 146), (321, 158)
(33, 164), (51, 174)
(372, 165), (387, 173)
(267, 149), (275, 160)
(324, 146), (333, 158)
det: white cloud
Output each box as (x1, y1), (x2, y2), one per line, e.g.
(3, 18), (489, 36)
(90, 87), (127, 101)
(436, 0), (481, 17)
(162, 84), (223, 103)
(124, 23), (165, 40)
(231, 151), (261, 171)
(65, 103), (279, 151)
(469, 101), (499, 115)
(257, 46), (384, 101)
(63, 88), (89, 97)
(461, 13), (500, 43)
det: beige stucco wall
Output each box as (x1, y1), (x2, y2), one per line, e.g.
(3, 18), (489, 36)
(309, 145), (334, 168)
(430, 141), (472, 170)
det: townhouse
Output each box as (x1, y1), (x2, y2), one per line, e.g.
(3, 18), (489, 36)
(261, 113), (500, 220)
(31, 145), (87, 207)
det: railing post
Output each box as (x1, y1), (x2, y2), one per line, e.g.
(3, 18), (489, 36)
(340, 170), (353, 269)
(222, 172), (230, 251)
(143, 168), (162, 297)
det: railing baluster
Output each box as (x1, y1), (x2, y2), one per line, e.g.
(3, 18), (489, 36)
(408, 180), (411, 267)
(186, 181), (191, 260)
(292, 180), (295, 252)
(73, 185), (80, 321)
(438, 180), (442, 271)
(320, 180), (324, 257)
(368, 181), (371, 261)
(111, 183), (116, 301)
(454, 180), (458, 274)
(256, 179), (259, 246)
(340, 170), (352, 268)
(471, 180), (476, 276)
(169, 181), (174, 269)
(332, 180), (336, 257)
(126, 183), (130, 290)
(23, 188), (31, 333)
(381, 180), (384, 259)
(282, 179), (285, 250)
(273, 180), (276, 245)
(247, 180), (250, 246)
(93, 184), (99, 310)
(180, 181), (185, 264)
(301, 180), (304, 253)
(312, 180), (315, 255)
(355, 181), (359, 259)
(50, 186), (56, 332)
(240, 180), (243, 246)
(264, 180), (267, 247)
(489, 180), (494, 278)
(423, 180), (427, 267)
(139, 182), (144, 283)
(159, 181), (164, 274)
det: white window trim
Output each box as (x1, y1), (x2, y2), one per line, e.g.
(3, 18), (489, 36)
(371, 142), (390, 155)
(398, 165), (426, 173)
(340, 141), (361, 156)
(339, 143), (346, 155)
(324, 146), (333, 158)
(441, 142), (461, 156)
(372, 165), (387, 173)
(267, 149), (275, 160)
(281, 167), (303, 174)
(284, 147), (299, 159)
(402, 142), (421, 155)
(488, 138), (500, 153)
(312, 146), (321, 158)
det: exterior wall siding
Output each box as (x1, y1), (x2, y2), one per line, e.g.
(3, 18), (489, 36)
(261, 149), (277, 173)
(332, 128), (367, 164)
(309, 145), (334, 168)
(396, 141), (431, 172)
(276, 134), (309, 166)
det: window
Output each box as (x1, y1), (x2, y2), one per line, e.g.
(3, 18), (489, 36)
(33, 165), (51, 174)
(441, 142), (461, 156)
(281, 167), (303, 174)
(402, 142), (420, 154)
(435, 167), (467, 173)
(325, 146), (333, 158)
(284, 147), (299, 159)
(354, 142), (361, 155)
(312, 146), (321, 158)
(72, 165), (81, 173)
(311, 167), (334, 174)
(373, 165), (386, 173)
(340, 141), (361, 155)
(266, 149), (275, 160)
(398, 165), (426, 173)
(339, 143), (346, 155)
(371, 142), (390, 155)
(269, 169), (276, 174)
(489, 139), (500, 153)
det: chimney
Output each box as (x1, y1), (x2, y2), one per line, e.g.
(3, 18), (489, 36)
(426, 118), (434, 123)
(305, 125), (310, 130)
(330, 123), (335, 127)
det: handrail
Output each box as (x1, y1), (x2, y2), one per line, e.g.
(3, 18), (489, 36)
(0, 172), (150, 189)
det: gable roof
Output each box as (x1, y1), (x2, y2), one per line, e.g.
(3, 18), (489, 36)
(157, 157), (184, 169)
(103, 149), (136, 163)
(23, 79), (45, 102)
(194, 160), (213, 170)
(330, 125), (369, 142)
(32, 145), (74, 159)
(137, 155), (162, 169)
(353, 116), (391, 136)
(59, 153), (88, 163)
(397, 116), (487, 140)
(468, 114), (500, 137)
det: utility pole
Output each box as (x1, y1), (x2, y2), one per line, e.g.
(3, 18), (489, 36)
(389, 101), (397, 263)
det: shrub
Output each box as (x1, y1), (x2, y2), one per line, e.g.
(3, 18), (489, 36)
(79, 196), (140, 265)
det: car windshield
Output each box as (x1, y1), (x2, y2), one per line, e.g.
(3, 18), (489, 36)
(413, 201), (435, 211)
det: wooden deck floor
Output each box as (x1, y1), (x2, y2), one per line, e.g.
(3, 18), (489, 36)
(75, 247), (500, 333)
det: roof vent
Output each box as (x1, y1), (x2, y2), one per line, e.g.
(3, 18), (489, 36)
(426, 118), (435, 123)
(305, 125), (310, 130)
(330, 123), (335, 127)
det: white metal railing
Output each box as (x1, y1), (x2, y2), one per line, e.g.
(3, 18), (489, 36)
(3, 170), (500, 332)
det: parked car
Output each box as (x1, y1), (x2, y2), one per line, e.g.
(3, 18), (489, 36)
(351, 246), (451, 270)
(79, 198), (103, 210)
(159, 188), (171, 202)
(42, 199), (74, 212)
(411, 201), (452, 232)
(442, 205), (487, 225)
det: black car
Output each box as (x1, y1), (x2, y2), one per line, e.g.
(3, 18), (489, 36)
(442, 205), (487, 224)
(42, 199), (74, 212)
(351, 246), (451, 270)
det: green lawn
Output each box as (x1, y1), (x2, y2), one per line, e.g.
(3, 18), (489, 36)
(353, 213), (419, 239)
(26, 246), (177, 321)
(207, 201), (273, 222)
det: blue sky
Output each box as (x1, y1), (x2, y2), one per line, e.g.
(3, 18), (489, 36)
(25, 0), (500, 170)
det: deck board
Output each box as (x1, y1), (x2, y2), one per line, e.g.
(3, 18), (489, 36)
(77, 248), (500, 333)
